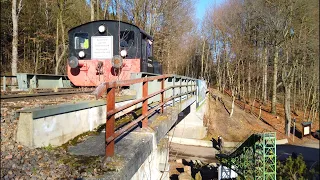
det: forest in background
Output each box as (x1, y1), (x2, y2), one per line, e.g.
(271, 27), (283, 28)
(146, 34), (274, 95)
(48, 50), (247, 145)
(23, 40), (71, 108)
(1, 0), (319, 136)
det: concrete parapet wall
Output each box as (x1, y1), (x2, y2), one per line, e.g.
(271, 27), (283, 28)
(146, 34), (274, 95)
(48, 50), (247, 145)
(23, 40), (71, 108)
(16, 98), (137, 148)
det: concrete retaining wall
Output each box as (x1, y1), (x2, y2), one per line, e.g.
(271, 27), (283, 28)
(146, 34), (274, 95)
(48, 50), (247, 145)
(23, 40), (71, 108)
(16, 98), (137, 148)
(168, 96), (208, 139)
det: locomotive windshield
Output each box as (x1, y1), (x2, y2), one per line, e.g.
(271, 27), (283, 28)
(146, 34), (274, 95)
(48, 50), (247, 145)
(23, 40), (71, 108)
(75, 33), (89, 49)
(120, 31), (134, 47)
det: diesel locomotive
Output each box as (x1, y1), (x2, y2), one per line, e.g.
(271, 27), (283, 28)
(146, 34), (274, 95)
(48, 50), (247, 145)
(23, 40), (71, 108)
(67, 20), (162, 86)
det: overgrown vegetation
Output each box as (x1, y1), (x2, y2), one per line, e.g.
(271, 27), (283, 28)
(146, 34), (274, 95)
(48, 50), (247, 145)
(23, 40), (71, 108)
(277, 154), (319, 179)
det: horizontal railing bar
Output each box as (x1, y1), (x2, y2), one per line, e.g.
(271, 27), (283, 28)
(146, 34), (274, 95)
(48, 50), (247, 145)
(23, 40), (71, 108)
(106, 91), (196, 143)
(93, 74), (197, 99)
(106, 97), (173, 143)
(171, 90), (196, 100)
(107, 86), (195, 117)
(107, 87), (170, 117)
(172, 85), (195, 88)
(106, 75), (171, 88)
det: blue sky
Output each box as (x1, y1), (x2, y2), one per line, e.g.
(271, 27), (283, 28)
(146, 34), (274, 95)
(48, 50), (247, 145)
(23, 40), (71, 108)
(195, 0), (225, 21)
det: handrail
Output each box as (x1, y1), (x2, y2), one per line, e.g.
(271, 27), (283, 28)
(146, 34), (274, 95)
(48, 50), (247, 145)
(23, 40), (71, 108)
(93, 74), (198, 157)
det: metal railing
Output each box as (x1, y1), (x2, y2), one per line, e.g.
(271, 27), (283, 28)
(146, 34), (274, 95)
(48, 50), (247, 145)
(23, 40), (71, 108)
(93, 74), (197, 157)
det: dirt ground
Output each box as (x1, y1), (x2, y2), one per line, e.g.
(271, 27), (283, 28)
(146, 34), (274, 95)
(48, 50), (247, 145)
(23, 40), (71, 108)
(168, 88), (319, 179)
(204, 88), (319, 144)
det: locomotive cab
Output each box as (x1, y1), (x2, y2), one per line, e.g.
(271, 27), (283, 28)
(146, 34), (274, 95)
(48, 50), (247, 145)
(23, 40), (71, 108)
(67, 20), (162, 86)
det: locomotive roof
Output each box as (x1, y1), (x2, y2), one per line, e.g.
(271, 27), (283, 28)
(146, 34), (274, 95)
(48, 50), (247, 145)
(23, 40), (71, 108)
(68, 20), (153, 40)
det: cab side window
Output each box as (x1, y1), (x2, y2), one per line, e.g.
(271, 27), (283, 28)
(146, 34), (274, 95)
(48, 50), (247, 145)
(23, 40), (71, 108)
(120, 31), (134, 47)
(75, 33), (89, 49)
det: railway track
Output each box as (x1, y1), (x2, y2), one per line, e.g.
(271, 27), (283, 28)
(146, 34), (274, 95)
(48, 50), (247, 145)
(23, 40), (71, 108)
(1, 88), (95, 102)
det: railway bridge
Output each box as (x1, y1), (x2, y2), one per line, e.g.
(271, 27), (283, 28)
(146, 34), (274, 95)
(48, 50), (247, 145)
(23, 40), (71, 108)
(15, 73), (208, 179)
(12, 73), (277, 179)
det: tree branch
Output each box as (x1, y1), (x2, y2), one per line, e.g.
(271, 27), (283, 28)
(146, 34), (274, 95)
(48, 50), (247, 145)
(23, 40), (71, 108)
(17, 0), (23, 16)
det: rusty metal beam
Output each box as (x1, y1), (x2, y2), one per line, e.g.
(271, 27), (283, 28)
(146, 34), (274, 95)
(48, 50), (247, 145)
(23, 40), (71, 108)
(106, 87), (115, 157)
(142, 81), (148, 128)
(160, 78), (164, 113)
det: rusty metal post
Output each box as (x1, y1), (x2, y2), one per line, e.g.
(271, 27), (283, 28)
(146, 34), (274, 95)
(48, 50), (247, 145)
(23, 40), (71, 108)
(106, 87), (115, 157)
(142, 80), (148, 127)
(160, 78), (164, 113)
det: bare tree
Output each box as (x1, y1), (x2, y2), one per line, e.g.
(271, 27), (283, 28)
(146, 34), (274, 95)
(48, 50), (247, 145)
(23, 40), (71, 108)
(55, 0), (67, 75)
(11, 0), (23, 78)
(91, 0), (95, 21)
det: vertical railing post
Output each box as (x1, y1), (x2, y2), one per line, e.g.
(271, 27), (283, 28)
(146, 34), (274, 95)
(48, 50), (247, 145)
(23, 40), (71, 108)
(160, 78), (164, 113)
(172, 76), (175, 106)
(186, 79), (189, 99)
(3, 76), (6, 91)
(193, 80), (195, 96)
(106, 87), (115, 157)
(142, 80), (148, 127)
(179, 78), (182, 103)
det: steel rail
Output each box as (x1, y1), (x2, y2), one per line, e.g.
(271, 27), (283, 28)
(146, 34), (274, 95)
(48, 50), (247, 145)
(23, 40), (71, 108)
(1, 88), (93, 95)
(1, 90), (93, 101)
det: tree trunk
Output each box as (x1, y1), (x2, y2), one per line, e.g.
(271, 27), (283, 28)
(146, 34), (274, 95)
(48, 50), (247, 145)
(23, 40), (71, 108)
(237, 61), (240, 99)
(96, 0), (99, 20)
(248, 61), (251, 100)
(230, 90), (235, 118)
(34, 41), (39, 73)
(12, 0), (21, 78)
(303, 86), (312, 120)
(23, 36), (26, 67)
(284, 86), (291, 137)
(241, 59), (245, 99)
(263, 47), (268, 104)
(103, 0), (109, 19)
(258, 105), (262, 120)
(217, 54), (221, 91)
(292, 76), (296, 112)
(55, 19), (59, 74)
(312, 103), (318, 123)
(55, 9), (67, 75)
(201, 39), (205, 78)
(271, 45), (279, 114)
(205, 45), (210, 82)
(91, 0), (95, 21)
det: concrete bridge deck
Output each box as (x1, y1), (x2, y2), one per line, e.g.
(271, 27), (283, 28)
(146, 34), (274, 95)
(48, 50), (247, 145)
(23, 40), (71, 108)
(68, 96), (197, 179)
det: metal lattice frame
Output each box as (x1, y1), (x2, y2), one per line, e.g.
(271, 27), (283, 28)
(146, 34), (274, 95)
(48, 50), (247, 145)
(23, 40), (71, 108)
(217, 132), (276, 180)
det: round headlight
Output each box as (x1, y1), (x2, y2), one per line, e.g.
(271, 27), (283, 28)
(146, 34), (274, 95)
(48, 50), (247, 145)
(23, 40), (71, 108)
(111, 55), (123, 69)
(120, 50), (127, 57)
(78, 51), (85, 58)
(68, 56), (79, 68)
(98, 25), (105, 33)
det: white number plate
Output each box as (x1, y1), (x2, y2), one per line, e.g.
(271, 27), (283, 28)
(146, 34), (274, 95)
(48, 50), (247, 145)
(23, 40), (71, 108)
(91, 36), (113, 59)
